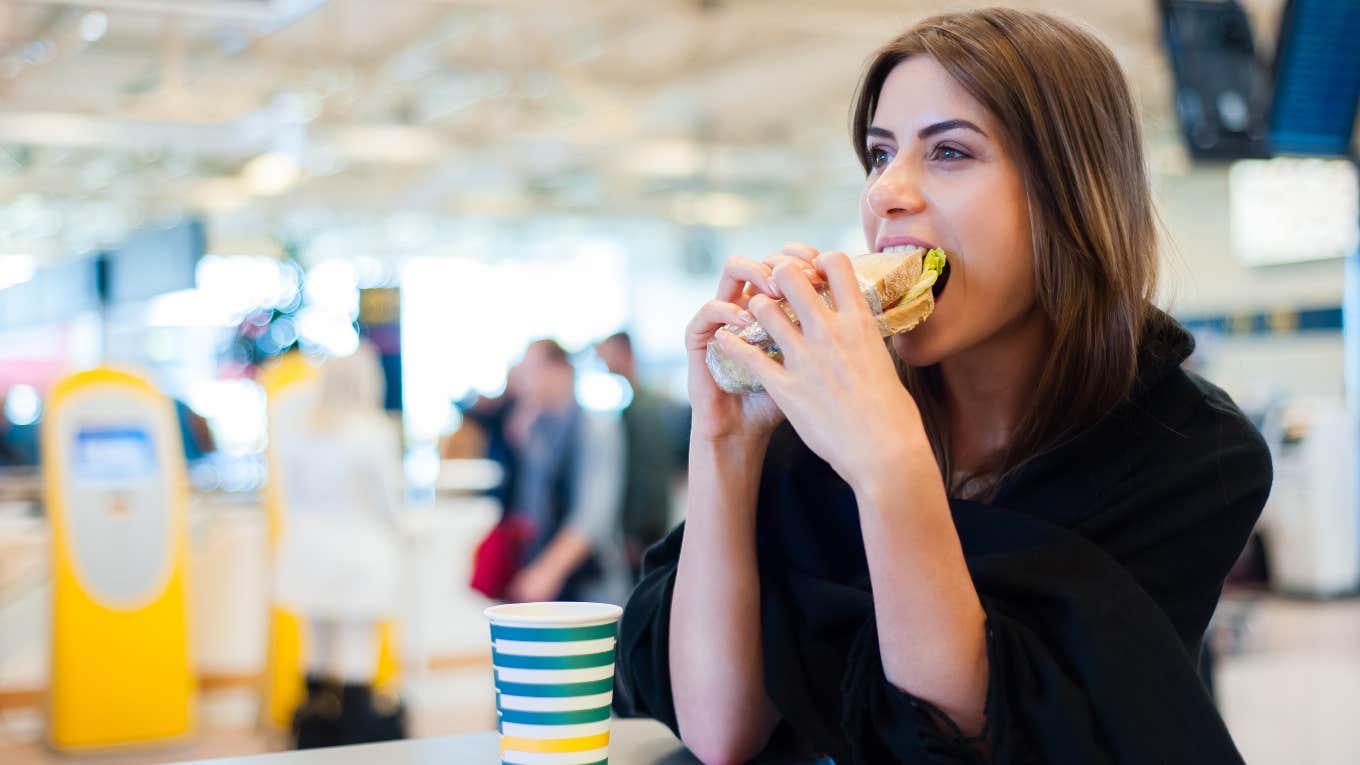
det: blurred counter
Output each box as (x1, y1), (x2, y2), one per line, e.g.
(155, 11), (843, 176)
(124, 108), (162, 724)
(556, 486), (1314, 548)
(0, 494), (500, 703)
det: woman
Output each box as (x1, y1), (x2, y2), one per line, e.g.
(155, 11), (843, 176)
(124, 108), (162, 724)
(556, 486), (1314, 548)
(274, 344), (406, 747)
(618, 9), (1270, 765)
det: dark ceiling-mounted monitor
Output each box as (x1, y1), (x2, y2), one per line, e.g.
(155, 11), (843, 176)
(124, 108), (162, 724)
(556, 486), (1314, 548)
(1160, 0), (1272, 160)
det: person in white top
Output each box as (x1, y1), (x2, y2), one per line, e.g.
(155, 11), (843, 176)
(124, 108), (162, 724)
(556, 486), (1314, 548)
(272, 343), (404, 746)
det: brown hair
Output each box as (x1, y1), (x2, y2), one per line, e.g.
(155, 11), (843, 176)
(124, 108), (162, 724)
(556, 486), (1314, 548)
(850, 8), (1160, 499)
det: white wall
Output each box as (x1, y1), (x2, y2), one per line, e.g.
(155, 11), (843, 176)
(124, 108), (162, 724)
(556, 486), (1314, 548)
(1155, 166), (1346, 316)
(1155, 166), (1347, 404)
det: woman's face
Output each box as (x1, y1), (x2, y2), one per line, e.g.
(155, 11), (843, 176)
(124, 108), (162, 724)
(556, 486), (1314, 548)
(860, 56), (1036, 368)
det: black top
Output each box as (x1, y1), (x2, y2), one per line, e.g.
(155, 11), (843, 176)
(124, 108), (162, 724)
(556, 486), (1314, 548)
(617, 313), (1272, 764)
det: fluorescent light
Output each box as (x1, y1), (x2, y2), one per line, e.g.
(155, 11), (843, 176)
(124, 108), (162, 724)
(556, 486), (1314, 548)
(623, 140), (705, 178)
(79, 11), (109, 43)
(673, 192), (754, 228)
(0, 255), (36, 290)
(241, 151), (301, 196)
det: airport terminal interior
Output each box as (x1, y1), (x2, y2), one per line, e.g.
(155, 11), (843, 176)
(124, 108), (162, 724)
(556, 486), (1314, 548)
(2, 1), (1360, 763)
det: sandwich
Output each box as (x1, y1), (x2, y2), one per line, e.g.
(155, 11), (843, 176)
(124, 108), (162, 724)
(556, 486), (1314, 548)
(706, 246), (947, 394)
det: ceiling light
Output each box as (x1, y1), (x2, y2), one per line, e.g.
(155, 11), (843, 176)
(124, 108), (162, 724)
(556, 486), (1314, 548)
(79, 11), (109, 43)
(0, 255), (36, 290)
(673, 191), (753, 228)
(241, 152), (301, 196)
(624, 140), (704, 178)
(4, 384), (41, 426)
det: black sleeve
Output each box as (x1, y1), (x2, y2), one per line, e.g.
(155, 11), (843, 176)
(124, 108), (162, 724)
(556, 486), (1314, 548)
(614, 522), (685, 734)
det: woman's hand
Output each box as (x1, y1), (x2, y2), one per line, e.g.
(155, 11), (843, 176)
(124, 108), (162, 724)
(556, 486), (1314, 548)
(687, 242), (822, 445)
(712, 250), (926, 488)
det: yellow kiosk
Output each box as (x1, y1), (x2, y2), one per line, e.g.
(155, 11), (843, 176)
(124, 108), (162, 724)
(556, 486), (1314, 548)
(259, 351), (401, 731)
(42, 367), (195, 751)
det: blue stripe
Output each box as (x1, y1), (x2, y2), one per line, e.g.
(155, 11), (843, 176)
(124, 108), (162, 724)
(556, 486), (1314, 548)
(490, 623), (618, 642)
(497, 705), (611, 726)
(495, 678), (615, 697)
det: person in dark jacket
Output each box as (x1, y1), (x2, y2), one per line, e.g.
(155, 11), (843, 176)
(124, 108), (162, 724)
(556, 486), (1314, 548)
(596, 331), (683, 578)
(616, 9), (1271, 765)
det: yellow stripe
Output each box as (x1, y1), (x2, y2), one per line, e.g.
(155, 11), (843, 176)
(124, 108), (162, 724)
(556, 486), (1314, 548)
(500, 731), (610, 754)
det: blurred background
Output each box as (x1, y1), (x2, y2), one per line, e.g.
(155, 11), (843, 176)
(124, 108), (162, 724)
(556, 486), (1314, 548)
(0, 0), (1358, 762)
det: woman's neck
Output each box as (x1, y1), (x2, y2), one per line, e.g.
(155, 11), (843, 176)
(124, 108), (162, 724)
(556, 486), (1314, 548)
(938, 304), (1050, 476)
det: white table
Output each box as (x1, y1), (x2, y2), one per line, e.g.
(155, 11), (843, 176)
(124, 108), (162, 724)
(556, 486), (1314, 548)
(172, 719), (700, 764)
(170, 718), (822, 764)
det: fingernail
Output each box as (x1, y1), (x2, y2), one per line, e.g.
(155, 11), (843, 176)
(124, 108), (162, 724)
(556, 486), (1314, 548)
(738, 310), (755, 325)
(767, 279), (782, 297)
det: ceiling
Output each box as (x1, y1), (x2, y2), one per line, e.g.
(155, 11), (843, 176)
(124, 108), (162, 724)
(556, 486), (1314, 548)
(0, 0), (1288, 264)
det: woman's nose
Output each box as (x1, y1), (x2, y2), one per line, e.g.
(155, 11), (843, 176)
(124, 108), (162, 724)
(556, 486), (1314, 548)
(866, 161), (927, 219)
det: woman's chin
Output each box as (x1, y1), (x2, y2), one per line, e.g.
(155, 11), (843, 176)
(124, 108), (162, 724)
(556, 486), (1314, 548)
(890, 328), (945, 369)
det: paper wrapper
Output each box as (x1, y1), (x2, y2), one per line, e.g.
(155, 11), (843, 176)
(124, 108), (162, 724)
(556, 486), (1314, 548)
(705, 273), (889, 394)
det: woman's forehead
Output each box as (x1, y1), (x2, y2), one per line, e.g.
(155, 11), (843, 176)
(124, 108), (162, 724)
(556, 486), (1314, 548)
(871, 57), (993, 135)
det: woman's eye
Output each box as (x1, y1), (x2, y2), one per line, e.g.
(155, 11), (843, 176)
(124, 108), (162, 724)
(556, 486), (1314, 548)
(931, 144), (971, 162)
(868, 146), (893, 169)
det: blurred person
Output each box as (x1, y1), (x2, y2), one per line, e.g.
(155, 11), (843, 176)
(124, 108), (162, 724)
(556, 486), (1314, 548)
(595, 331), (682, 578)
(504, 338), (629, 605)
(273, 342), (406, 748)
(441, 365), (522, 512)
(618, 9), (1271, 764)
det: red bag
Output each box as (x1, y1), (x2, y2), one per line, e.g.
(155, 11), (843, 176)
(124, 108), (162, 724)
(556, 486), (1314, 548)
(469, 515), (534, 600)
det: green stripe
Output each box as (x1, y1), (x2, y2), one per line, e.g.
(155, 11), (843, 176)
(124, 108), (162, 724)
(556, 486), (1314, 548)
(492, 650), (615, 670)
(497, 705), (611, 726)
(490, 623), (618, 642)
(495, 678), (615, 697)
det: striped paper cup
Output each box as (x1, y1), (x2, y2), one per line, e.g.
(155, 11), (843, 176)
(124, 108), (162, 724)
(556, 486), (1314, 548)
(486, 602), (624, 765)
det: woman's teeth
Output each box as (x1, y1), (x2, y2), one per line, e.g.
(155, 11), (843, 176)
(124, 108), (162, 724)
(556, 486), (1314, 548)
(881, 244), (924, 253)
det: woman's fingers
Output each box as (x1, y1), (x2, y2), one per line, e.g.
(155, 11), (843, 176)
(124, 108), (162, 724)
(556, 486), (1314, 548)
(746, 292), (807, 360)
(782, 241), (821, 262)
(716, 256), (781, 303)
(770, 260), (830, 339)
(816, 251), (870, 319)
(686, 300), (755, 352)
(764, 254), (825, 290)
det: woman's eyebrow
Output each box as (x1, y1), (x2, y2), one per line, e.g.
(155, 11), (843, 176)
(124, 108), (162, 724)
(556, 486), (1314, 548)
(919, 119), (986, 139)
(866, 120), (988, 141)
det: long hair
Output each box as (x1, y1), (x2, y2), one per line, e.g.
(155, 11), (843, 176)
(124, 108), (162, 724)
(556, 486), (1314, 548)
(850, 8), (1160, 499)
(308, 341), (388, 432)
